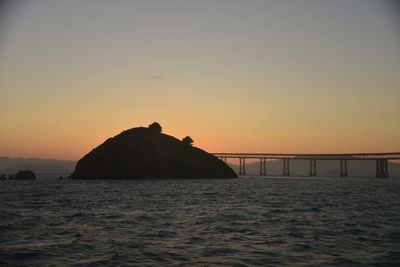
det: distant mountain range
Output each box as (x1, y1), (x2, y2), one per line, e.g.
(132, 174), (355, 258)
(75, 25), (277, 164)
(0, 157), (76, 175)
(1, 156), (399, 178)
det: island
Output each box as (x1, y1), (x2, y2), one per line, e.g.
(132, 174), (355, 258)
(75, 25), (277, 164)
(9, 170), (36, 180)
(70, 123), (237, 179)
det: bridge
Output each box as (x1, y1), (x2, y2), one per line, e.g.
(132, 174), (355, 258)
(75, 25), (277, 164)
(212, 152), (400, 178)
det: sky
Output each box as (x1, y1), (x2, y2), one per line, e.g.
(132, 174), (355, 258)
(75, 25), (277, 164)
(0, 0), (399, 160)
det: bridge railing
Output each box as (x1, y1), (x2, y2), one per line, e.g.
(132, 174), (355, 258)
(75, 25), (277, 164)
(212, 152), (400, 160)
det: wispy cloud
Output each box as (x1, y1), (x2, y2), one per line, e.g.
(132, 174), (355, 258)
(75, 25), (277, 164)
(147, 75), (171, 83)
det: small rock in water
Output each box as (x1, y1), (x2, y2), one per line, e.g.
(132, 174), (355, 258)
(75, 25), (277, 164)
(9, 170), (36, 180)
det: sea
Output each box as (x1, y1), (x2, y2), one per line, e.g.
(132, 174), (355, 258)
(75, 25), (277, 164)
(1, 177), (399, 266)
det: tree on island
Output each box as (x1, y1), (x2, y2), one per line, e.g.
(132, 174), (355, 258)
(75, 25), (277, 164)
(182, 136), (194, 146)
(148, 122), (162, 133)
(0, 174), (6, 180)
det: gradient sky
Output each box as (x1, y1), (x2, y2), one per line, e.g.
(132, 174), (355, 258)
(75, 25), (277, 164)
(0, 0), (399, 160)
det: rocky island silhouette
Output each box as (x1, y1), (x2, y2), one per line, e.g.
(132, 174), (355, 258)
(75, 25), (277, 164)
(9, 170), (36, 180)
(70, 123), (237, 179)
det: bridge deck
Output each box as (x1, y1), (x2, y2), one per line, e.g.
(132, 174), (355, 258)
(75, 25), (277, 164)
(212, 152), (400, 160)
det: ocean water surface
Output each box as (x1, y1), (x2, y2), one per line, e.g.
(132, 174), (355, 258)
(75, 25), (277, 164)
(1, 177), (399, 266)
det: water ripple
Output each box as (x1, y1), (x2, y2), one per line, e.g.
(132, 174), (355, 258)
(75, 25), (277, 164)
(1, 177), (400, 266)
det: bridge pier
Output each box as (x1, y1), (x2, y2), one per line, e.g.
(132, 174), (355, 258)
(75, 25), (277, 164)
(376, 159), (389, 178)
(239, 157), (246, 176)
(218, 156), (227, 163)
(309, 159), (317, 176)
(212, 152), (399, 178)
(259, 158), (267, 176)
(282, 159), (290, 176)
(340, 159), (348, 177)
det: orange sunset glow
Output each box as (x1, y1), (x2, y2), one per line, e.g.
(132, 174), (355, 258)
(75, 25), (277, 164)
(1, 0), (399, 160)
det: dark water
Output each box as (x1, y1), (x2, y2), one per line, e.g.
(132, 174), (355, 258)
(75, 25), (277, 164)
(1, 177), (400, 266)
